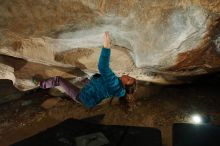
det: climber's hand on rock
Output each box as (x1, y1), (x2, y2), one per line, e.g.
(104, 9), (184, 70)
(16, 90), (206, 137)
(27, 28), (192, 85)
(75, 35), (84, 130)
(103, 31), (111, 49)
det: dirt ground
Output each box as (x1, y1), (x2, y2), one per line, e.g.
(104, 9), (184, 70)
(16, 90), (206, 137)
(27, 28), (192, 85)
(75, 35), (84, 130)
(0, 81), (220, 146)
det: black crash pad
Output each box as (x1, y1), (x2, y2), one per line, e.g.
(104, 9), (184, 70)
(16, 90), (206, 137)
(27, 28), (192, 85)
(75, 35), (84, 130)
(173, 123), (220, 146)
(12, 117), (162, 146)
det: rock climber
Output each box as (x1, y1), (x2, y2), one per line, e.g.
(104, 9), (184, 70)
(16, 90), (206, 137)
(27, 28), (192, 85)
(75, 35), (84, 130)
(33, 32), (137, 109)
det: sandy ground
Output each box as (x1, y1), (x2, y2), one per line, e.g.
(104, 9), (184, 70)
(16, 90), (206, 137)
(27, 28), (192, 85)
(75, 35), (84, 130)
(0, 82), (220, 146)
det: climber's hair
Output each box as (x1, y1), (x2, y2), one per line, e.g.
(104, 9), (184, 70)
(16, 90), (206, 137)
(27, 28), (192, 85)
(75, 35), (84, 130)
(119, 78), (137, 109)
(124, 81), (137, 94)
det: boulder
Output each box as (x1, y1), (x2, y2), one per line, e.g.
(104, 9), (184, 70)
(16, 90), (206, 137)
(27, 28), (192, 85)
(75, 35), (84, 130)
(0, 0), (219, 90)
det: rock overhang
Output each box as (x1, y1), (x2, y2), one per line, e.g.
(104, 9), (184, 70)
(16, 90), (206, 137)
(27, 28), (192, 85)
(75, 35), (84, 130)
(0, 0), (220, 90)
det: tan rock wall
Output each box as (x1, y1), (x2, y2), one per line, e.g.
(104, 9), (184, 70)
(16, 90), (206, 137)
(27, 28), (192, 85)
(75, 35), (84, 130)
(0, 0), (219, 86)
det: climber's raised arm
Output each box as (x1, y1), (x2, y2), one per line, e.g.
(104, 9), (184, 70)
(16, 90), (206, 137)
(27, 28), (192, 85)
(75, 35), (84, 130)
(98, 32), (114, 76)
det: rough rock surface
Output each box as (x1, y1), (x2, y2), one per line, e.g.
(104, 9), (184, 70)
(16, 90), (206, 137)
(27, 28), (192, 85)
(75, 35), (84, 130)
(0, 0), (220, 90)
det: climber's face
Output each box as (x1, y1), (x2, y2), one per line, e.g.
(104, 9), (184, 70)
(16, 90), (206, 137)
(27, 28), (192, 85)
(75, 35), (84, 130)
(120, 75), (137, 94)
(121, 75), (135, 86)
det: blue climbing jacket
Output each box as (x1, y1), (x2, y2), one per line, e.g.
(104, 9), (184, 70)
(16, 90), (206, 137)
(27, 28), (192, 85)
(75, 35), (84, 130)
(79, 47), (126, 108)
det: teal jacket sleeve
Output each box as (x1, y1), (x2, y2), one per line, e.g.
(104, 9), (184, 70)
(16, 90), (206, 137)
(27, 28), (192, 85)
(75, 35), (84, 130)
(98, 47), (113, 76)
(98, 47), (125, 97)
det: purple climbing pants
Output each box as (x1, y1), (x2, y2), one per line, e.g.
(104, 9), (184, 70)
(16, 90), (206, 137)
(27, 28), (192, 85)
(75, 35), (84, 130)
(40, 76), (90, 103)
